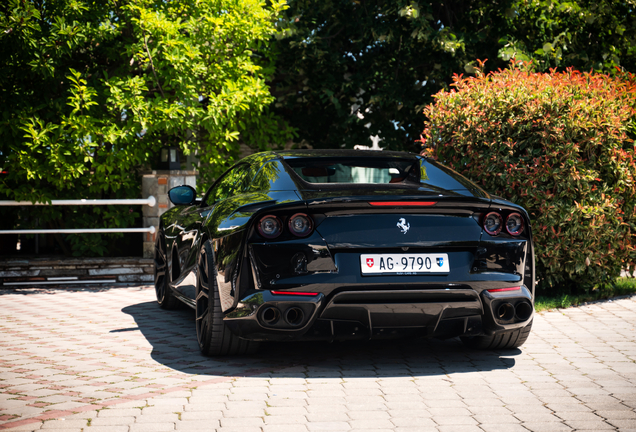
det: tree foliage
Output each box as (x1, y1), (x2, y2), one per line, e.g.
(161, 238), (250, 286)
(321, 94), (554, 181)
(270, 0), (636, 151)
(0, 0), (292, 255)
(2, 0), (635, 257)
(497, 0), (636, 72)
(421, 64), (636, 292)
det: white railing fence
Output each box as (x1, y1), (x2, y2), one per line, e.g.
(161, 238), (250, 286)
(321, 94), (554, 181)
(0, 196), (157, 235)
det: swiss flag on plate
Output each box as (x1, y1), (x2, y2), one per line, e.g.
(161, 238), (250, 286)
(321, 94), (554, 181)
(366, 258), (374, 268)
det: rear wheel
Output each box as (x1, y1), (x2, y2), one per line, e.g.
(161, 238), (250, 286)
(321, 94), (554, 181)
(196, 241), (258, 356)
(461, 320), (533, 350)
(154, 232), (180, 310)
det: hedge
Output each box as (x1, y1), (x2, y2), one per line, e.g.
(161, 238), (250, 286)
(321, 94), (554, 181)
(421, 62), (636, 293)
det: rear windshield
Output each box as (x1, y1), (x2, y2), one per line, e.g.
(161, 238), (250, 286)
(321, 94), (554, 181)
(285, 157), (421, 185)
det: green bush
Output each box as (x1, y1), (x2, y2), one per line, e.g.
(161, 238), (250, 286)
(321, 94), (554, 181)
(421, 62), (636, 293)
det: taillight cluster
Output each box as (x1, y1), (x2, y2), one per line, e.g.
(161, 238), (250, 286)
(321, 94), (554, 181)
(257, 213), (313, 239)
(483, 212), (524, 236)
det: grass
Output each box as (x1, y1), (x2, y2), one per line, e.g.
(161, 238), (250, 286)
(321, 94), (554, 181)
(534, 277), (636, 312)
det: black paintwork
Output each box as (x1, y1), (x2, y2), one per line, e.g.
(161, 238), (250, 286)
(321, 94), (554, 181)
(160, 150), (535, 342)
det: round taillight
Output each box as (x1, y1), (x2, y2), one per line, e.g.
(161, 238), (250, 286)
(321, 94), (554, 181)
(288, 213), (313, 237)
(258, 215), (282, 239)
(483, 212), (503, 236)
(505, 213), (524, 236)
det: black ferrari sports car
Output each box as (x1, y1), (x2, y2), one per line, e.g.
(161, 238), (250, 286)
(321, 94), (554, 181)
(155, 150), (534, 356)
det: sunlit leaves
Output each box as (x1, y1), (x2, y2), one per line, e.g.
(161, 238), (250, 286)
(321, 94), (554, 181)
(496, 0), (635, 72)
(422, 65), (636, 293)
(0, 0), (293, 255)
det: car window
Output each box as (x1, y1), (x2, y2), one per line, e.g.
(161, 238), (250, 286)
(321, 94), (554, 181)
(249, 160), (299, 191)
(420, 158), (486, 195)
(206, 164), (252, 205)
(281, 155), (486, 195)
(241, 163), (262, 192)
(285, 157), (418, 185)
(419, 160), (468, 190)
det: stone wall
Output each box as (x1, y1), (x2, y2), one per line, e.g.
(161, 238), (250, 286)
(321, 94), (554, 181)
(141, 170), (197, 258)
(0, 257), (154, 287)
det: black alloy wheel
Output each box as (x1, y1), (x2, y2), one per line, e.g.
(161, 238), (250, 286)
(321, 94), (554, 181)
(461, 319), (533, 350)
(154, 231), (179, 309)
(196, 241), (258, 356)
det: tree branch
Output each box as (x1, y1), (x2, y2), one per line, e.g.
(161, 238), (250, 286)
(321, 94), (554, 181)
(142, 30), (165, 97)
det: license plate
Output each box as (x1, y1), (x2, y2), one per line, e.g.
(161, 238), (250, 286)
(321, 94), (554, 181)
(360, 253), (450, 274)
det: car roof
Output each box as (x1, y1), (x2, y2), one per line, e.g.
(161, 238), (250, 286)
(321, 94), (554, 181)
(238, 150), (421, 167)
(230, 149), (491, 200)
(272, 149), (420, 159)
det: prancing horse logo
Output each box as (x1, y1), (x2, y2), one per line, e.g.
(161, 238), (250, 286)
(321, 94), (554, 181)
(396, 218), (410, 234)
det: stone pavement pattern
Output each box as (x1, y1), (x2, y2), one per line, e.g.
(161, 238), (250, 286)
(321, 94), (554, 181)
(0, 286), (635, 432)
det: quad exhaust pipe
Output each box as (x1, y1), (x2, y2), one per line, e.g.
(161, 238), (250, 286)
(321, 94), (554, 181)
(496, 301), (533, 322)
(285, 307), (305, 327)
(515, 302), (533, 321)
(497, 303), (515, 321)
(261, 307), (281, 325)
(260, 306), (306, 328)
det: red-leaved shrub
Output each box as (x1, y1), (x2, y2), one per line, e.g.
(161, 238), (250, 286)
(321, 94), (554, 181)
(421, 63), (636, 292)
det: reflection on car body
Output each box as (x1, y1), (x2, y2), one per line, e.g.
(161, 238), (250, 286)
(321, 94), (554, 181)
(154, 150), (535, 356)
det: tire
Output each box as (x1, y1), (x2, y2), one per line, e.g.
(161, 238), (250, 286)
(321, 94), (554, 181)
(154, 231), (180, 310)
(196, 241), (259, 356)
(461, 319), (533, 350)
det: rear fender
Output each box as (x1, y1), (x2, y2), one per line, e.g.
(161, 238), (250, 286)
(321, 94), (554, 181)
(478, 202), (534, 295)
(248, 231), (336, 290)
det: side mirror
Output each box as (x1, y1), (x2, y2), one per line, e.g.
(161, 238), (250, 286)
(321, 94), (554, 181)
(168, 185), (196, 206)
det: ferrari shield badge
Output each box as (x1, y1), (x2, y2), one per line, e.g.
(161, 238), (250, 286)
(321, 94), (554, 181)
(396, 218), (410, 234)
(366, 258), (374, 268)
(437, 257), (444, 267)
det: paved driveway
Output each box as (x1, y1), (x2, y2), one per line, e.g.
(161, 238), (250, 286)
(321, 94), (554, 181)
(0, 286), (635, 432)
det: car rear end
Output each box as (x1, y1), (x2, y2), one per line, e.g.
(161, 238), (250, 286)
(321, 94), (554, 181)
(224, 152), (534, 345)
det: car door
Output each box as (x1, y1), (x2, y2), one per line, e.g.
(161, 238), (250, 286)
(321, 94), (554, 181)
(171, 202), (208, 299)
(173, 164), (254, 301)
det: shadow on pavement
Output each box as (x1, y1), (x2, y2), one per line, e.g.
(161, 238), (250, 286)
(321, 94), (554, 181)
(121, 301), (519, 378)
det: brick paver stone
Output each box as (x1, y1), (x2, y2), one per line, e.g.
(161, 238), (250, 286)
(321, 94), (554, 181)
(1, 286), (635, 431)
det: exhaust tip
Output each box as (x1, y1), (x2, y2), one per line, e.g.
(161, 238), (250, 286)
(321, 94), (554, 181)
(284, 307), (305, 327)
(515, 302), (533, 321)
(261, 307), (280, 325)
(497, 303), (515, 321)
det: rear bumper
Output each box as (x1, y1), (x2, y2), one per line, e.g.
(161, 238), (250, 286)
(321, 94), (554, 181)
(224, 285), (533, 342)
